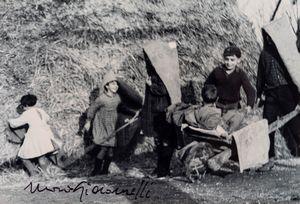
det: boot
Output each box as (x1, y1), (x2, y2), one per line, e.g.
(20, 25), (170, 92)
(91, 159), (103, 176)
(157, 146), (173, 178)
(22, 159), (39, 176)
(100, 158), (111, 175)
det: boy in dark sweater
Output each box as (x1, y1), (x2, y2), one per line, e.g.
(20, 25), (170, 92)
(205, 45), (256, 132)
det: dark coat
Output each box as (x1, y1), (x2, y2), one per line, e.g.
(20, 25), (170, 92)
(141, 40), (182, 149)
(142, 74), (171, 138)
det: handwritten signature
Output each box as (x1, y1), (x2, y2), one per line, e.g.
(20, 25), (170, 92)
(24, 179), (154, 202)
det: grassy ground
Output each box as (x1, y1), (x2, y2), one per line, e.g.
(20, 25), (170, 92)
(1, 163), (300, 204)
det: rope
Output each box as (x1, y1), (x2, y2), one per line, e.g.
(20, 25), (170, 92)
(286, 0), (299, 34)
(296, 0), (299, 33)
(271, 0), (283, 21)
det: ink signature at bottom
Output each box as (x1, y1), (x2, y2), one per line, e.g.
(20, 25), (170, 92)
(24, 179), (154, 202)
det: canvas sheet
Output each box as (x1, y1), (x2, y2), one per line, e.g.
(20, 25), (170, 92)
(232, 119), (270, 172)
(143, 40), (181, 104)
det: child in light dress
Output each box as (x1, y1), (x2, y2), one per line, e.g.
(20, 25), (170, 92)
(8, 94), (59, 176)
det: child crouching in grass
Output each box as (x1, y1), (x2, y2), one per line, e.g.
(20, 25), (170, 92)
(8, 94), (59, 176)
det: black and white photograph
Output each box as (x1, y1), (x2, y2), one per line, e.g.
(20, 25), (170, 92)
(1, 0), (300, 203)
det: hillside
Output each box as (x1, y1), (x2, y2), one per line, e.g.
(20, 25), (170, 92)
(0, 0), (260, 161)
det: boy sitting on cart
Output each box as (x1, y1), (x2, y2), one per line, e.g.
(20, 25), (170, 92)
(182, 84), (240, 140)
(176, 85), (242, 181)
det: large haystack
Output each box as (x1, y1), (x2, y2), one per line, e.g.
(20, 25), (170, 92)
(0, 0), (260, 163)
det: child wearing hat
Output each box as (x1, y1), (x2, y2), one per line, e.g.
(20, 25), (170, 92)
(204, 44), (256, 133)
(83, 71), (123, 176)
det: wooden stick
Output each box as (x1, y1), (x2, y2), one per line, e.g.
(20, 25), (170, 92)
(269, 106), (300, 133)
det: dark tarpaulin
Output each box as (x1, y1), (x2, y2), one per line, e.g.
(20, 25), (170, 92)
(116, 78), (143, 147)
(263, 14), (300, 93)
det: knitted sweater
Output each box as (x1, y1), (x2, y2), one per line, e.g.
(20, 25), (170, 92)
(205, 65), (256, 107)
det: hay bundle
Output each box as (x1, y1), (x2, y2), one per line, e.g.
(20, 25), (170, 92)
(0, 0), (261, 166)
